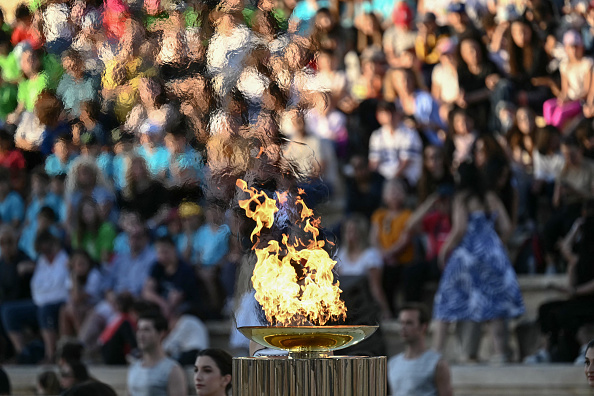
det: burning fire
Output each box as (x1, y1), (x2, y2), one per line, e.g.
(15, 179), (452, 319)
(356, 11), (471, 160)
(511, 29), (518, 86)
(237, 179), (347, 326)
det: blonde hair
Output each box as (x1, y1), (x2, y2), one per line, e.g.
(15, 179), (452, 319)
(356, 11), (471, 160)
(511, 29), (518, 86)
(65, 156), (113, 196)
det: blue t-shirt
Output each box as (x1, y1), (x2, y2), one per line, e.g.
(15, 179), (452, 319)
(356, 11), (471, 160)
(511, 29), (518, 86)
(193, 224), (231, 267)
(136, 145), (170, 178)
(0, 191), (24, 224)
(39, 122), (71, 156)
(45, 154), (75, 176)
(112, 153), (128, 191)
(56, 74), (98, 118)
(170, 146), (204, 181)
(97, 152), (114, 179)
(149, 260), (200, 303)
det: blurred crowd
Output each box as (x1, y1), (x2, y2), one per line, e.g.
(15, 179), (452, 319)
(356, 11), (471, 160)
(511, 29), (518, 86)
(2, 0), (594, 368)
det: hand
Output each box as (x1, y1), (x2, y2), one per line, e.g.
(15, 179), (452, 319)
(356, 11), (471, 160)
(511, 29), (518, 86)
(485, 74), (500, 90)
(455, 91), (467, 108)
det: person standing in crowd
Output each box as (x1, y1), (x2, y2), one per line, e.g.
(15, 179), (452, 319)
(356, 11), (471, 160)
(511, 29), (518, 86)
(127, 312), (186, 396)
(433, 162), (524, 363)
(194, 348), (232, 396)
(388, 303), (452, 396)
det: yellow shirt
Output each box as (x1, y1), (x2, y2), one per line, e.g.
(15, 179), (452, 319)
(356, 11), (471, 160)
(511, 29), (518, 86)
(371, 208), (414, 265)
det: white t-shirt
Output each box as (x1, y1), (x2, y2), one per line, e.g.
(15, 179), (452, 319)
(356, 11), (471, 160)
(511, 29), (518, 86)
(163, 315), (209, 358)
(31, 250), (70, 306)
(368, 124), (423, 185)
(559, 57), (594, 101)
(336, 248), (382, 277)
(431, 64), (459, 104)
(43, 3), (73, 42)
(533, 150), (565, 182)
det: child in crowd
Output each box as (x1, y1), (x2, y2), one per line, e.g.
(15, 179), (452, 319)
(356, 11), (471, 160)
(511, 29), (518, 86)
(445, 108), (478, 169)
(194, 206), (230, 311)
(178, 201), (203, 264)
(0, 168), (24, 228)
(59, 250), (104, 337)
(45, 135), (75, 177)
(543, 30), (592, 129)
(70, 197), (117, 263)
(111, 130), (135, 191)
(369, 179), (415, 314)
(19, 205), (62, 260)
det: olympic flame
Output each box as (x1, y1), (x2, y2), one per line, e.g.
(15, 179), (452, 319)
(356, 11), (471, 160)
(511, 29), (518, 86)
(236, 179), (346, 326)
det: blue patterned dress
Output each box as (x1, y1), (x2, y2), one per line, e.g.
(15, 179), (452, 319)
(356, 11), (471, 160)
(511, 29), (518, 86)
(433, 212), (525, 322)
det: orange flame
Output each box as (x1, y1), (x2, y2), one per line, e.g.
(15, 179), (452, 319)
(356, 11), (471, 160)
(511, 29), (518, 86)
(237, 179), (346, 326)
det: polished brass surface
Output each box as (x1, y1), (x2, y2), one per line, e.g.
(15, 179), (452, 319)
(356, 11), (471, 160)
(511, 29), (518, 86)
(233, 356), (387, 396)
(238, 325), (378, 357)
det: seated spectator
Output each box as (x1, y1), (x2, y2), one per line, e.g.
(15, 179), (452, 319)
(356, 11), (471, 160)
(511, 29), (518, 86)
(304, 90), (348, 159)
(529, 200), (594, 362)
(444, 108), (478, 170)
(7, 48), (48, 125)
(194, 206), (231, 312)
(532, 126), (564, 203)
(111, 131), (136, 191)
(78, 227), (155, 352)
(142, 235), (202, 319)
(78, 131), (113, 183)
(456, 35), (510, 132)
(59, 250), (104, 337)
(98, 293), (136, 365)
(164, 130), (203, 186)
(56, 50), (97, 119)
(337, 215), (391, 320)
(125, 77), (178, 137)
(19, 206), (62, 261)
(77, 101), (108, 147)
(370, 179), (415, 313)
(65, 157), (116, 231)
(506, 108), (537, 173)
(417, 145), (454, 204)
(10, 4), (43, 50)
(163, 305), (209, 365)
(45, 135), (75, 177)
(0, 168), (24, 228)
(543, 30), (591, 129)
(177, 202), (203, 264)
(0, 225), (34, 306)
(544, 135), (594, 272)
(135, 124), (170, 180)
(391, 67), (444, 144)
(119, 155), (170, 227)
(0, 128), (26, 191)
(383, 2), (417, 68)
(15, 91), (70, 162)
(71, 197), (116, 263)
(368, 101), (423, 187)
(431, 38), (459, 125)
(0, 31), (19, 121)
(505, 17), (551, 110)
(1, 231), (69, 363)
(344, 155), (384, 219)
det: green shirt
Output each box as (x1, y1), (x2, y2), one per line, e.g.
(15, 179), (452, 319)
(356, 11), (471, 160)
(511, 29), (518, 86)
(72, 222), (117, 262)
(0, 52), (22, 82)
(17, 73), (48, 112)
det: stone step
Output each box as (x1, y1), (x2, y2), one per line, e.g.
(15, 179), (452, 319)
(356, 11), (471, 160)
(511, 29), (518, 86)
(2, 364), (590, 395)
